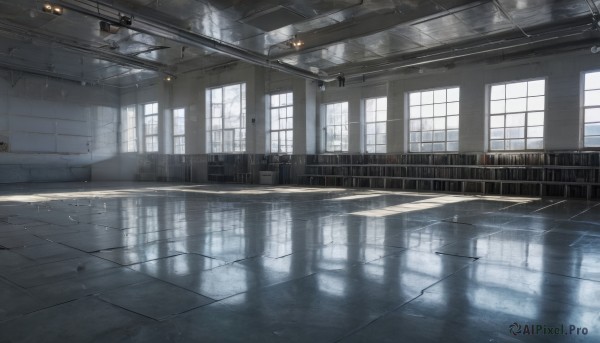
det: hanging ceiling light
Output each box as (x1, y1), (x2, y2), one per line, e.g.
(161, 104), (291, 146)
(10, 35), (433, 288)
(287, 35), (304, 49)
(43, 3), (63, 15)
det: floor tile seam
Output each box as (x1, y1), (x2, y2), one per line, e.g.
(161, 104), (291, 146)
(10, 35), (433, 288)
(471, 260), (600, 284)
(2, 297), (82, 323)
(95, 296), (163, 322)
(2, 253), (87, 272)
(1, 263), (124, 290)
(531, 200), (566, 213)
(527, 270), (600, 284)
(92, 251), (186, 267)
(568, 202), (600, 221)
(121, 268), (220, 301)
(332, 261), (477, 342)
(203, 271), (321, 304)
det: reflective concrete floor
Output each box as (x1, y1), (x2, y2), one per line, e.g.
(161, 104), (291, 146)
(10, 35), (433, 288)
(1, 182), (599, 342)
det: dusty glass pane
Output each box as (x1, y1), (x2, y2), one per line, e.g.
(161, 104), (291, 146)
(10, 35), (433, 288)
(421, 105), (433, 117)
(527, 80), (545, 96)
(585, 108), (600, 123)
(490, 140), (504, 150)
(377, 97), (387, 110)
(409, 92), (421, 106)
(410, 106), (421, 119)
(434, 89), (446, 103)
(447, 102), (459, 115)
(447, 116), (459, 129)
(584, 90), (600, 106)
(490, 100), (505, 114)
(584, 136), (600, 147)
(527, 138), (543, 149)
(433, 117), (445, 130)
(506, 113), (525, 127)
(527, 96), (545, 111)
(528, 126), (544, 138)
(490, 85), (505, 100)
(434, 104), (446, 117)
(508, 139), (525, 150)
(447, 130), (459, 141)
(506, 82), (527, 98)
(585, 123), (600, 136)
(527, 112), (544, 126)
(490, 128), (504, 139)
(585, 71), (600, 90)
(422, 91), (434, 104)
(447, 88), (460, 102)
(490, 115), (504, 128)
(506, 127), (525, 139)
(366, 99), (376, 113)
(506, 98), (526, 112)
(446, 142), (457, 151)
(410, 119), (421, 131)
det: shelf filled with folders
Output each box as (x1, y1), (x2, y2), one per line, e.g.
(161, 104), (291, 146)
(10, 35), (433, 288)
(299, 153), (600, 199)
(207, 154), (249, 183)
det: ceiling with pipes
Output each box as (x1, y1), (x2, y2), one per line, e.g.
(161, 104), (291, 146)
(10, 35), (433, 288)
(0, 0), (598, 87)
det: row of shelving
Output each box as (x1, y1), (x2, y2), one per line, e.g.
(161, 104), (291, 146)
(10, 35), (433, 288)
(303, 165), (600, 183)
(299, 152), (600, 199)
(207, 154), (249, 182)
(299, 175), (600, 199)
(305, 152), (600, 166)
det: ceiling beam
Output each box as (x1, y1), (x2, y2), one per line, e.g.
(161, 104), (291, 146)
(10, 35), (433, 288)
(0, 21), (172, 78)
(269, 0), (490, 59)
(333, 22), (596, 78)
(55, 0), (327, 80)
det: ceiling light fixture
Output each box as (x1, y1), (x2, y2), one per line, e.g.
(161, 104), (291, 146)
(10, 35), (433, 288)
(42, 3), (63, 15)
(287, 35), (304, 49)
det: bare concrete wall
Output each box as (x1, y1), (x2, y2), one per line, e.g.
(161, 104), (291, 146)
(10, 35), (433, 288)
(0, 72), (119, 183)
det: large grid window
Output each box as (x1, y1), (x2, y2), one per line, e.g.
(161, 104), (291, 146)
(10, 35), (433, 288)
(121, 106), (137, 152)
(325, 102), (349, 152)
(489, 79), (545, 151)
(408, 87), (459, 152)
(173, 108), (185, 154)
(365, 97), (387, 153)
(584, 71), (600, 147)
(207, 83), (246, 153)
(144, 102), (158, 152)
(270, 92), (293, 154)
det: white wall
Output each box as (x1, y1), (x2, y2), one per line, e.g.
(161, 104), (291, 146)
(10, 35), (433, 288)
(114, 49), (600, 171)
(0, 72), (119, 183)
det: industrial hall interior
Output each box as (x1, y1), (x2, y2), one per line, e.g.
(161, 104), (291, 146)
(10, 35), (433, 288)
(1, 0), (600, 342)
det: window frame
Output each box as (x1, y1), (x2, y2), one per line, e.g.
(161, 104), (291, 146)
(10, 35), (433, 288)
(324, 101), (349, 153)
(487, 78), (546, 152)
(121, 105), (137, 153)
(407, 86), (460, 153)
(143, 102), (159, 153)
(364, 97), (387, 154)
(173, 108), (185, 155)
(582, 70), (600, 149)
(269, 91), (293, 154)
(206, 83), (247, 154)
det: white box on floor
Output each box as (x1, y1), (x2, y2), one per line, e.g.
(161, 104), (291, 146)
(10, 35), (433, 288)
(259, 171), (277, 185)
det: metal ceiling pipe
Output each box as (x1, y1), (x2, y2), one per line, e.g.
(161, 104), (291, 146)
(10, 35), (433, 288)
(55, 0), (327, 81)
(0, 21), (172, 77)
(0, 60), (123, 88)
(339, 23), (594, 78)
